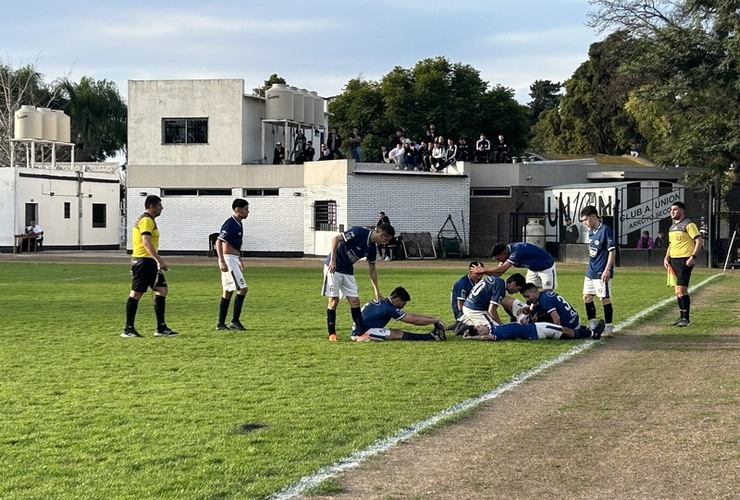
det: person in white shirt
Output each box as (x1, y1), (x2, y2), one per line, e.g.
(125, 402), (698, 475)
(26, 220), (44, 250)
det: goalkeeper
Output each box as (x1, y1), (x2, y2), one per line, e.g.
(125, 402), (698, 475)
(350, 287), (446, 342)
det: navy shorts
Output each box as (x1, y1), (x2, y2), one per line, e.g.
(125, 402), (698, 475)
(130, 257), (167, 292)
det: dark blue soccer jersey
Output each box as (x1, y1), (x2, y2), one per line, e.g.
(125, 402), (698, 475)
(450, 274), (476, 319)
(536, 290), (580, 330)
(463, 276), (506, 311)
(506, 242), (554, 271)
(324, 226), (378, 275)
(218, 216), (244, 251)
(351, 298), (406, 335)
(586, 223), (615, 278)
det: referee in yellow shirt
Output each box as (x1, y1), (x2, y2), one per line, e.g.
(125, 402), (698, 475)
(664, 201), (703, 327)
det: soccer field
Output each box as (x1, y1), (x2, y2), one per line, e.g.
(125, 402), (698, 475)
(0, 262), (716, 498)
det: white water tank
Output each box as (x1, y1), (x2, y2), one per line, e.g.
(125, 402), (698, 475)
(524, 218), (546, 248)
(291, 86), (304, 123)
(310, 91), (324, 126)
(38, 107), (58, 141)
(265, 83), (293, 120)
(14, 105), (43, 140)
(300, 89), (313, 125)
(53, 110), (71, 143)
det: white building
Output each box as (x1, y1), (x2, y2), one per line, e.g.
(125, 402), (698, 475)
(0, 162), (122, 252)
(126, 79), (471, 257)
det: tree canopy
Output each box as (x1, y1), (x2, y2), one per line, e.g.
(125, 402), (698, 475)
(533, 0), (739, 180)
(0, 61), (127, 166)
(328, 57), (529, 161)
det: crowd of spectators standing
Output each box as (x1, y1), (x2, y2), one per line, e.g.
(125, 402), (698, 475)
(281, 124), (514, 167)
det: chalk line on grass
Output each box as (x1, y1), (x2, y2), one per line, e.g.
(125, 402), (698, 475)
(271, 273), (721, 500)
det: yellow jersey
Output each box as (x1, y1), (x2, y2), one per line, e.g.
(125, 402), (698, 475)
(668, 218), (700, 258)
(132, 213), (159, 258)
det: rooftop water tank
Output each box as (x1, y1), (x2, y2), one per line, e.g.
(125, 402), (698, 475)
(299, 89), (313, 125)
(53, 110), (71, 143)
(291, 86), (304, 123)
(265, 83), (293, 121)
(14, 105), (43, 140)
(310, 91), (324, 127)
(38, 107), (58, 141)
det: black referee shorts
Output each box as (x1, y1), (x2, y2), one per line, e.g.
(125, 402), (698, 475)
(669, 257), (694, 287)
(130, 257), (167, 292)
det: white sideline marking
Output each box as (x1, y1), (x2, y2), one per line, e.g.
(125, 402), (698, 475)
(271, 273), (721, 500)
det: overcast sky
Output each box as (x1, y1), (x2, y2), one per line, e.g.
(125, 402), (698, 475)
(2, 0), (605, 104)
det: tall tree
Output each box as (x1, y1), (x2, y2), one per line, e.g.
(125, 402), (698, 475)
(527, 79), (562, 125)
(529, 30), (646, 155)
(329, 56), (528, 161)
(0, 61), (56, 167)
(587, 0), (740, 180)
(54, 77), (127, 162)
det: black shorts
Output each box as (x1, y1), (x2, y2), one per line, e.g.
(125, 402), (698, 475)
(130, 258), (167, 293)
(669, 257), (694, 287)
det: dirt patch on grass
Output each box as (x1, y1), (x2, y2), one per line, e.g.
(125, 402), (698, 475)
(302, 283), (740, 499)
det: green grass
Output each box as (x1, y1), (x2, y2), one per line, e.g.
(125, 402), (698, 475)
(0, 262), (720, 499)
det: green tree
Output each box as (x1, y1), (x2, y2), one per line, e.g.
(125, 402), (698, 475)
(588, 0), (740, 180)
(527, 79), (562, 125)
(0, 61), (56, 167)
(54, 76), (127, 162)
(329, 56), (528, 161)
(529, 30), (646, 155)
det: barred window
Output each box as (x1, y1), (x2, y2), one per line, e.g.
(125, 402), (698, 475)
(162, 118), (208, 144)
(314, 200), (337, 231)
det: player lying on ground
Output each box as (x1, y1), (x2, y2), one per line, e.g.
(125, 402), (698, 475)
(351, 286), (447, 342)
(455, 317), (604, 341)
(519, 282), (587, 330)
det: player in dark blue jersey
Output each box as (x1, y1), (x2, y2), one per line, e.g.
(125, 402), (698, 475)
(215, 198), (250, 331)
(580, 205), (616, 337)
(458, 318), (603, 340)
(482, 242), (558, 290)
(350, 287), (446, 341)
(449, 261), (485, 329)
(459, 273), (527, 330)
(322, 222), (395, 341)
(521, 283), (587, 332)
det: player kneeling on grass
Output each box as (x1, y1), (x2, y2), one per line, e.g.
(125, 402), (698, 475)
(458, 273), (528, 333)
(519, 282), (604, 338)
(351, 286), (446, 342)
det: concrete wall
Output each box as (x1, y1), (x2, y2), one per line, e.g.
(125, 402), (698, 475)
(1, 167), (120, 251)
(128, 79), (245, 166)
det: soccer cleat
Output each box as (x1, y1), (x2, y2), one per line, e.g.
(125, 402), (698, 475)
(154, 326), (179, 337)
(121, 327), (142, 338)
(384, 256), (391, 261)
(676, 318), (691, 327)
(328, 333), (338, 342)
(215, 323), (230, 331)
(602, 325), (614, 338)
(591, 319), (606, 339)
(671, 317), (683, 326)
(431, 326), (447, 341)
(228, 321), (246, 331)
(352, 333), (371, 342)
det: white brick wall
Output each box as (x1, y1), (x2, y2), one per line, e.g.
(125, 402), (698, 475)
(126, 188), (304, 254)
(347, 173), (471, 245)
(126, 173), (470, 256)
